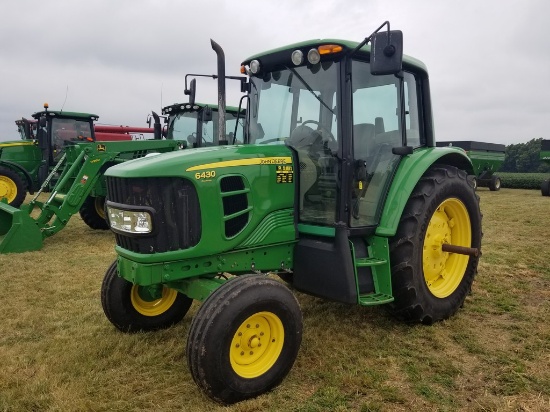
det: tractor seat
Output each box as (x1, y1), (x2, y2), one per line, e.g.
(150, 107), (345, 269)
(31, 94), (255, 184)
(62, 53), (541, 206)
(353, 123), (376, 161)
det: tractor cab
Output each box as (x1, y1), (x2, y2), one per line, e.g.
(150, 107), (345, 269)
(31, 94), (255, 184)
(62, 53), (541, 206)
(25, 106), (98, 192)
(162, 103), (245, 147)
(32, 106), (98, 164)
(242, 30), (417, 232)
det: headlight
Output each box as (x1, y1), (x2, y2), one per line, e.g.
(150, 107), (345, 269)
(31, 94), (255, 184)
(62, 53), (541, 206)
(107, 205), (153, 234)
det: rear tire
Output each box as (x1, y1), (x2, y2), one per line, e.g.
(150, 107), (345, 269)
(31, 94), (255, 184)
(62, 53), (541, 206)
(489, 175), (501, 191)
(101, 260), (192, 332)
(389, 165), (482, 324)
(186, 274), (302, 404)
(541, 179), (550, 196)
(0, 166), (26, 207)
(79, 195), (109, 230)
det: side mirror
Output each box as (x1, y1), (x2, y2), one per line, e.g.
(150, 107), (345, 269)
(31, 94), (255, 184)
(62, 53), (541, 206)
(185, 78), (196, 106)
(151, 111), (162, 139)
(370, 30), (403, 75)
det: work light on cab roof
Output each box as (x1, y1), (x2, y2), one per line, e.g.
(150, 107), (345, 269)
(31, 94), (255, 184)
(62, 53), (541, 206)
(162, 103), (200, 114)
(243, 43), (344, 75)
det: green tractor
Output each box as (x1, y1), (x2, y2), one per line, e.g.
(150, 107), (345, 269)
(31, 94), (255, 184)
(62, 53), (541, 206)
(541, 139), (550, 196)
(0, 106), (149, 209)
(436, 141), (505, 191)
(163, 102), (244, 146)
(100, 24), (482, 404)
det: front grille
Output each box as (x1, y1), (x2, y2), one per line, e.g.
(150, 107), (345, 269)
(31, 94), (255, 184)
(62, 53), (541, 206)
(106, 177), (201, 253)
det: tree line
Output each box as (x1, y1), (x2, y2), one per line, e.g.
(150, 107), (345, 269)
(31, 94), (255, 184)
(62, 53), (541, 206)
(500, 138), (550, 173)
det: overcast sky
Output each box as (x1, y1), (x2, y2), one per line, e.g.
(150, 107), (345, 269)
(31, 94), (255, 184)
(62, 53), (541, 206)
(1, 0), (548, 145)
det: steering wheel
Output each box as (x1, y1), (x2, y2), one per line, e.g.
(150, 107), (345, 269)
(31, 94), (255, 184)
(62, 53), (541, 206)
(301, 120), (336, 143)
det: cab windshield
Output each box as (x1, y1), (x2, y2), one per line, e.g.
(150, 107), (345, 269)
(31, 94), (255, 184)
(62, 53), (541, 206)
(167, 111), (200, 144)
(167, 110), (244, 147)
(248, 63), (340, 225)
(51, 117), (93, 161)
(248, 63), (339, 145)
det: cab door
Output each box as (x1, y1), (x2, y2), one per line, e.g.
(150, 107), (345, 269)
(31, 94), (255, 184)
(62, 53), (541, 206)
(349, 61), (422, 228)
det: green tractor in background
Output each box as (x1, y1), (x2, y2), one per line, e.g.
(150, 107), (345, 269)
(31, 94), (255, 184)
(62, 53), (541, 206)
(0, 96), (244, 253)
(541, 139), (550, 196)
(0, 106), (154, 209)
(100, 24), (482, 404)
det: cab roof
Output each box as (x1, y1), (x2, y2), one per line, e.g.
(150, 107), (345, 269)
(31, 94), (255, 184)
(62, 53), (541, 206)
(242, 38), (427, 74)
(31, 110), (99, 121)
(162, 102), (245, 116)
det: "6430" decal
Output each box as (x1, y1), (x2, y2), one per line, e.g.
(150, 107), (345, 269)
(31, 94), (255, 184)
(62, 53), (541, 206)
(195, 170), (216, 180)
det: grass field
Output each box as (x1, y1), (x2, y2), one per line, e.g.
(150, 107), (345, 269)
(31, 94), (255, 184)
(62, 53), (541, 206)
(0, 188), (549, 411)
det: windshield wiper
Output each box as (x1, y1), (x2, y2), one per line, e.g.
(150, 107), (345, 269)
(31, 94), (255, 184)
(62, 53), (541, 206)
(287, 67), (334, 115)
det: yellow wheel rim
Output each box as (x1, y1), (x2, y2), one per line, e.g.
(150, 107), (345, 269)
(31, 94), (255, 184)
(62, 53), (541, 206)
(230, 311), (284, 378)
(423, 198), (471, 298)
(94, 197), (106, 219)
(130, 285), (178, 317)
(0, 175), (18, 203)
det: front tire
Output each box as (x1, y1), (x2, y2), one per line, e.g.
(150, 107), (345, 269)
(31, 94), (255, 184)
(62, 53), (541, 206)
(186, 274), (302, 404)
(389, 165), (482, 324)
(101, 260), (192, 332)
(0, 166), (26, 207)
(79, 196), (109, 230)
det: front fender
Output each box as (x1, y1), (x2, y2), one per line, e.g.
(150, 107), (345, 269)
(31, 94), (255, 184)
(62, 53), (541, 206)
(0, 160), (34, 190)
(376, 147), (473, 237)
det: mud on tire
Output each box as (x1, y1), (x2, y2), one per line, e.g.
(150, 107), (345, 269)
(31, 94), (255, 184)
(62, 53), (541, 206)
(388, 165), (482, 324)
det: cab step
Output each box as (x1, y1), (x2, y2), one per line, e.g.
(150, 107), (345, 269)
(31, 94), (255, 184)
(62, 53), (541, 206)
(358, 292), (394, 306)
(355, 257), (387, 267)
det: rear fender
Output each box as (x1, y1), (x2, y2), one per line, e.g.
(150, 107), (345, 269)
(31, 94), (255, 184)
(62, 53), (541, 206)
(376, 147), (473, 237)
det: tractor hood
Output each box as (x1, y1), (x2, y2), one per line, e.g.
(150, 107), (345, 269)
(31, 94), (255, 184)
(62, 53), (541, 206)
(104, 144), (294, 179)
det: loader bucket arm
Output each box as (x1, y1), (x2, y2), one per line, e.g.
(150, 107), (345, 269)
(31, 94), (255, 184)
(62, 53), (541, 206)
(0, 145), (115, 253)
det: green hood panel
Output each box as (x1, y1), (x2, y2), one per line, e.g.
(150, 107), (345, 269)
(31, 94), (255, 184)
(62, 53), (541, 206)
(105, 144), (294, 179)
